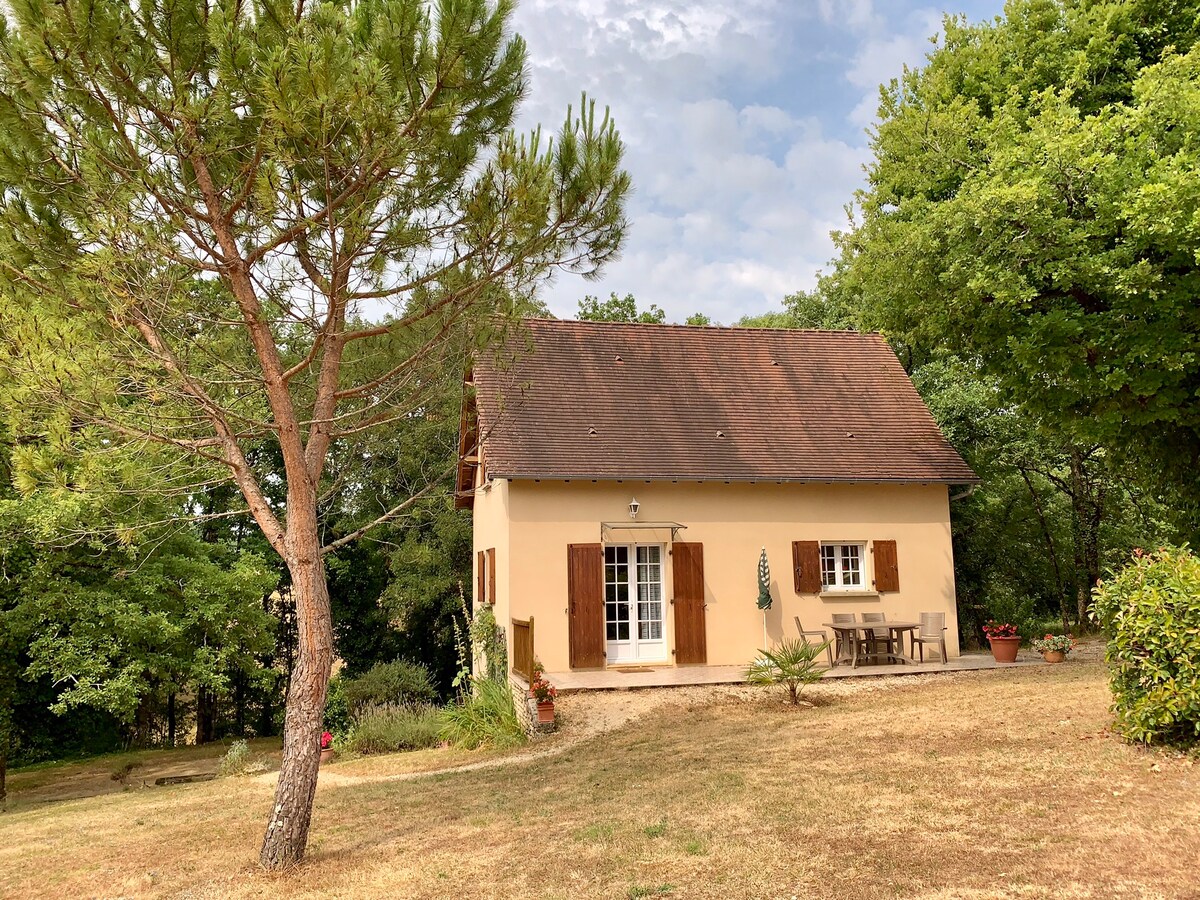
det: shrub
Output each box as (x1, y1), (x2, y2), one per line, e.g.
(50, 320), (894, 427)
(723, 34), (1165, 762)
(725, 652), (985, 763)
(340, 703), (442, 755)
(438, 677), (526, 750)
(745, 639), (829, 705)
(342, 660), (437, 711)
(1093, 546), (1200, 746)
(218, 739), (256, 777)
(323, 676), (352, 735)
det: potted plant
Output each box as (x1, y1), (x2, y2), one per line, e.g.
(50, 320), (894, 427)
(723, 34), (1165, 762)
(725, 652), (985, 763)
(983, 621), (1021, 663)
(529, 673), (557, 724)
(319, 730), (335, 764)
(528, 660), (544, 699)
(1031, 633), (1075, 663)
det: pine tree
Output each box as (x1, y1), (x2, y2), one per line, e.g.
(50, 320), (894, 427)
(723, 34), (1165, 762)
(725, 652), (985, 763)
(0, 0), (628, 865)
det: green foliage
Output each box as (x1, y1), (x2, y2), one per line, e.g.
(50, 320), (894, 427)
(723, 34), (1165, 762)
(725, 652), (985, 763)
(746, 639), (829, 705)
(438, 677), (526, 750)
(736, 288), (858, 331)
(908, 356), (1172, 638)
(379, 499), (475, 694)
(1093, 546), (1200, 746)
(980, 585), (1037, 641)
(21, 534), (278, 722)
(578, 292), (666, 323)
(340, 703), (442, 755)
(322, 677), (352, 737)
(834, 1), (1200, 509)
(340, 661), (437, 712)
(684, 313), (712, 326)
(325, 541), (399, 678)
(218, 740), (256, 777)
(469, 605), (507, 681)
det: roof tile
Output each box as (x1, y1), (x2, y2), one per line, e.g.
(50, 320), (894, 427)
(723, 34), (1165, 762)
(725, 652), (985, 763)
(473, 319), (978, 484)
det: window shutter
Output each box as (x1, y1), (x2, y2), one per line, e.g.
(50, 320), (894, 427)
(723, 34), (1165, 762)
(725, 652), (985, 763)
(567, 543), (605, 668)
(476, 550), (486, 604)
(793, 541), (821, 593)
(486, 547), (497, 605)
(672, 542), (707, 664)
(873, 540), (899, 592)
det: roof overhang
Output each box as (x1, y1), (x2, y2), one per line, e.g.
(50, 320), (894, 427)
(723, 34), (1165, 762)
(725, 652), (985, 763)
(495, 474), (983, 486)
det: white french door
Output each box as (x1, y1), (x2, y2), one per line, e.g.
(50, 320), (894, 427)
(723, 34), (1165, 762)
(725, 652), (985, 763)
(604, 544), (666, 663)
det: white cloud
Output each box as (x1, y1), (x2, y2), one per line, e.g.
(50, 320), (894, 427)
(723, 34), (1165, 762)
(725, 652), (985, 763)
(509, 1), (1002, 323)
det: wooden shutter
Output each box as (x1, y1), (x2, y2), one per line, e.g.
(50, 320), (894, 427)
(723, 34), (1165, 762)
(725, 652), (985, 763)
(476, 550), (486, 604)
(486, 548), (497, 605)
(672, 542), (707, 664)
(873, 540), (899, 592)
(793, 541), (821, 593)
(567, 543), (605, 669)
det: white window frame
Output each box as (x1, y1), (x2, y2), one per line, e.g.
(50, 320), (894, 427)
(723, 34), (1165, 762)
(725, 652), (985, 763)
(820, 542), (867, 591)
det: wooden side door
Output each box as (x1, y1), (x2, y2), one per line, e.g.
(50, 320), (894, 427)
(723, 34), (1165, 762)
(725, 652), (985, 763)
(567, 543), (605, 669)
(672, 542), (707, 664)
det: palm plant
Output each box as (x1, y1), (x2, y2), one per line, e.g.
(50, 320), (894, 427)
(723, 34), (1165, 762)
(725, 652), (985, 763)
(746, 639), (830, 705)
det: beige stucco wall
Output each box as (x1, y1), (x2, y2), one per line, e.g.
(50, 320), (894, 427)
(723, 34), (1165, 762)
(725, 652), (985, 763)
(474, 478), (961, 673)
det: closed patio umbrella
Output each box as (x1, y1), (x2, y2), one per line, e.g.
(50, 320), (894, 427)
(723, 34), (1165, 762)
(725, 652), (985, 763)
(757, 547), (771, 647)
(756, 547), (772, 610)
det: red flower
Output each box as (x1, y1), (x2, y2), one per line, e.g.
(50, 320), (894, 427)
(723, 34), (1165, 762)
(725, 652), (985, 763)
(320, 730), (333, 750)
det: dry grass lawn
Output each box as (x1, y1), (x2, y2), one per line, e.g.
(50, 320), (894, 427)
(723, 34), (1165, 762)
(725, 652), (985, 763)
(2, 649), (1198, 900)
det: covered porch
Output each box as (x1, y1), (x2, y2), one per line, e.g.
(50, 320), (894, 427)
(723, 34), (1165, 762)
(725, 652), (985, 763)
(540, 652), (1043, 694)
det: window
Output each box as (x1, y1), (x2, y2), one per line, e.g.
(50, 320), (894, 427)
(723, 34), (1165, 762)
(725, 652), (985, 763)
(820, 543), (865, 591)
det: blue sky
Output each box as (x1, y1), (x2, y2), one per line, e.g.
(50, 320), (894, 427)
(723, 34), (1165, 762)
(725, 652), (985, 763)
(509, 0), (1006, 323)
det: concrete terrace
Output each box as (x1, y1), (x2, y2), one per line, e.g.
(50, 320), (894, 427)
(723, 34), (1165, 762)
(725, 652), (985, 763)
(546, 653), (1045, 693)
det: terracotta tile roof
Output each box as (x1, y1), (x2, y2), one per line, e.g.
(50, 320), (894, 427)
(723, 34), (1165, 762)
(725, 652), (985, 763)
(471, 319), (978, 484)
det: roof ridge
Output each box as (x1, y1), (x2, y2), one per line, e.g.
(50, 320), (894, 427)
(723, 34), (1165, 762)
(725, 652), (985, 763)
(520, 317), (873, 337)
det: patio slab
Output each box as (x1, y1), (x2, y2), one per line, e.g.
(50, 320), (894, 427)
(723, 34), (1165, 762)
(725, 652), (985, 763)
(545, 653), (1044, 693)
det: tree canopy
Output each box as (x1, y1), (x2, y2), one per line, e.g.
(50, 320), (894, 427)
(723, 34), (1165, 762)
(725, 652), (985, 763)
(577, 291), (667, 323)
(834, 0), (1200, 507)
(0, 0), (629, 866)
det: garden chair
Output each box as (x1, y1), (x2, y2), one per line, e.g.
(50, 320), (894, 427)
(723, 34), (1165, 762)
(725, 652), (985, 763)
(911, 612), (948, 665)
(830, 612), (860, 662)
(860, 611), (895, 662)
(793, 616), (834, 667)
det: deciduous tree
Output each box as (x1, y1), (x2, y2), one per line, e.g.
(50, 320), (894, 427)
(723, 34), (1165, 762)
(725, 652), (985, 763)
(833, 0), (1200, 511)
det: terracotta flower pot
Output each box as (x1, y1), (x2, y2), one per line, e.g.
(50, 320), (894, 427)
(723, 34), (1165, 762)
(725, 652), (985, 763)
(536, 700), (555, 724)
(988, 636), (1021, 663)
(319, 748), (335, 764)
(1042, 650), (1066, 664)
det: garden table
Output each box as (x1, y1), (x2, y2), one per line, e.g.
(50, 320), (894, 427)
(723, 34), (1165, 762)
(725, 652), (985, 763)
(823, 620), (920, 668)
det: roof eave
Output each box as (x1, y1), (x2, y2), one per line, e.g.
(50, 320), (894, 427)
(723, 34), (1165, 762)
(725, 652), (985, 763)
(488, 473), (982, 486)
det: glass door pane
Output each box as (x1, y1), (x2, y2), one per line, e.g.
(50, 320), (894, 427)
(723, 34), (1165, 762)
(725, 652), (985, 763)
(636, 546), (663, 641)
(604, 546), (630, 642)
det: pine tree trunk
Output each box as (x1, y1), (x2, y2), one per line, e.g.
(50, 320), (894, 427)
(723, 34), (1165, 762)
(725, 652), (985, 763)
(167, 693), (176, 748)
(258, 533), (333, 869)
